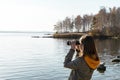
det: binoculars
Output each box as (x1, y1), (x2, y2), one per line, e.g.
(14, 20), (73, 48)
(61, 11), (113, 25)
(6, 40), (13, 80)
(67, 40), (80, 45)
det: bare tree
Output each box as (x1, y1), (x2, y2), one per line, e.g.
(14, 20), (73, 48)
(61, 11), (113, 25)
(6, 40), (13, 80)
(75, 15), (82, 32)
(83, 14), (93, 32)
(54, 21), (63, 33)
(62, 17), (71, 32)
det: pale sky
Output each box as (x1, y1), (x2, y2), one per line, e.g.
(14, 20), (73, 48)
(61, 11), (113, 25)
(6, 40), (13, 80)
(0, 0), (120, 32)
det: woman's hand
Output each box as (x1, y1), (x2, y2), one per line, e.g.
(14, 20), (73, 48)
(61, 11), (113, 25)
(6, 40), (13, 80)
(76, 44), (84, 52)
(70, 41), (76, 50)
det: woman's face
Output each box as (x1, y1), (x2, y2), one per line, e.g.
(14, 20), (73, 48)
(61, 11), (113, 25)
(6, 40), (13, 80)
(76, 42), (84, 53)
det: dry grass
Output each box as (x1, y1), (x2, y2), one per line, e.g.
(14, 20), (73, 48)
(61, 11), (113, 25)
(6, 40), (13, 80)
(53, 32), (85, 38)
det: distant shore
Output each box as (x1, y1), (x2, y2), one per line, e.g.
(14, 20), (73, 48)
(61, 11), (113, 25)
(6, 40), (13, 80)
(52, 32), (85, 39)
(44, 32), (120, 39)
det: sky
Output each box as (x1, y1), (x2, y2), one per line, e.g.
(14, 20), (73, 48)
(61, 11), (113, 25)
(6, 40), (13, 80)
(0, 0), (120, 32)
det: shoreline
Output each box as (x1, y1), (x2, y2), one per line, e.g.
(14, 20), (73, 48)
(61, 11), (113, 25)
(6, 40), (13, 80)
(43, 32), (120, 39)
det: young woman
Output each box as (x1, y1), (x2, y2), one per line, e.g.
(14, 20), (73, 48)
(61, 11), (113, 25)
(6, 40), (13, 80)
(64, 34), (100, 80)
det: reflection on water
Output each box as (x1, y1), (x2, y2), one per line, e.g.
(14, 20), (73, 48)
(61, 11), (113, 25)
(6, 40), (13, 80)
(95, 39), (120, 64)
(96, 39), (120, 55)
(92, 39), (120, 80)
(0, 33), (120, 80)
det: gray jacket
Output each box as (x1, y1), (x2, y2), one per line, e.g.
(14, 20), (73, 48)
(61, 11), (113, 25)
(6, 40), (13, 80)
(64, 49), (94, 80)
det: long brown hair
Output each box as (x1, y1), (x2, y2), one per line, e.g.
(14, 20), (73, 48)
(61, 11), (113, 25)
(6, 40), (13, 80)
(80, 34), (99, 60)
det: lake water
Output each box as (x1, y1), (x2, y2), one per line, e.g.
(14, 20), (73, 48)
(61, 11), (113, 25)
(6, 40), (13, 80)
(0, 32), (120, 80)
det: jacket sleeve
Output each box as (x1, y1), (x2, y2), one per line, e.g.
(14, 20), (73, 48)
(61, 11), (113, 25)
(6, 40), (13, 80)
(64, 49), (81, 69)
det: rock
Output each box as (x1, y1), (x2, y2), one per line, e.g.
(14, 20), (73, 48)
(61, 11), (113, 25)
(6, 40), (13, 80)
(97, 62), (106, 73)
(112, 56), (120, 62)
(112, 59), (120, 62)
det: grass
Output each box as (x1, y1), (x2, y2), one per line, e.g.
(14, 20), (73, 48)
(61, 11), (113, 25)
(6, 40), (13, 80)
(53, 32), (85, 39)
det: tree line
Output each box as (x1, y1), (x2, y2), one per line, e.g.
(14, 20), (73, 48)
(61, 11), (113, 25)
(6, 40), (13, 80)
(54, 7), (120, 37)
